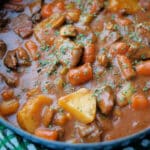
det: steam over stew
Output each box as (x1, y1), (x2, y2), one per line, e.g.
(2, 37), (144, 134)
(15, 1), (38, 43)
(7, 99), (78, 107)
(0, 0), (150, 143)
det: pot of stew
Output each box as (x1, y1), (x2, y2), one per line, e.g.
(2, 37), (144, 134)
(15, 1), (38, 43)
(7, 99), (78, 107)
(0, 0), (150, 149)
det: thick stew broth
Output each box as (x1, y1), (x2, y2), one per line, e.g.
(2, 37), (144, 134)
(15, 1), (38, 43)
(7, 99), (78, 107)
(0, 0), (150, 143)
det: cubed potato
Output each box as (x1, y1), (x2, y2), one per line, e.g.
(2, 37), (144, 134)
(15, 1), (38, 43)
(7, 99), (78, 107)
(58, 88), (96, 124)
(108, 0), (139, 14)
(17, 95), (52, 133)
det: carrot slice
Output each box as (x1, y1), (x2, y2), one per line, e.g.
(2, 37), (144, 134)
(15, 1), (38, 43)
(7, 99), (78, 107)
(68, 63), (93, 85)
(131, 93), (149, 110)
(34, 128), (58, 141)
(110, 42), (129, 56)
(83, 43), (96, 63)
(117, 55), (136, 80)
(41, 4), (53, 19)
(136, 61), (150, 76)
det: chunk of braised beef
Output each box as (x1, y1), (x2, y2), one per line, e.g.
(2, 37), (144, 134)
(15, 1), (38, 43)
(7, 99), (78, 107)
(4, 48), (30, 70)
(140, 0), (150, 10)
(0, 11), (9, 29)
(32, 12), (41, 24)
(4, 50), (17, 70)
(16, 47), (31, 66)
(0, 40), (7, 59)
(96, 86), (115, 115)
(11, 14), (33, 38)
(55, 38), (83, 68)
(0, 73), (18, 87)
(76, 122), (102, 143)
(3, 3), (24, 12)
(50, 126), (65, 140)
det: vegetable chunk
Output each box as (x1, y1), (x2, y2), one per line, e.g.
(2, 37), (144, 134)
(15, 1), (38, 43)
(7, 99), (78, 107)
(136, 61), (150, 76)
(17, 95), (52, 133)
(58, 88), (96, 124)
(108, 0), (140, 14)
(68, 63), (93, 85)
(117, 82), (135, 107)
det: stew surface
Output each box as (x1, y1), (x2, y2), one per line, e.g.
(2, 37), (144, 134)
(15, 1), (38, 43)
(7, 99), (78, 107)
(0, 0), (150, 143)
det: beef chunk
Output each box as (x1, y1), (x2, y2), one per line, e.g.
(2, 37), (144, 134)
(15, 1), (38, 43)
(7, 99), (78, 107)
(0, 11), (9, 29)
(76, 122), (102, 143)
(55, 38), (83, 68)
(4, 3), (24, 12)
(4, 50), (17, 70)
(11, 14), (33, 38)
(0, 73), (18, 87)
(16, 47), (31, 66)
(96, 86), (115, 115)
(4, 48), (30, 70)
(32, 13), (41, 24)
(0, 40), (7, 59)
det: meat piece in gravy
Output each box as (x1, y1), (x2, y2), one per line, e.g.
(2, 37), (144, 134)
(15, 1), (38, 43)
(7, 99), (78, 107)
(0, 73), (18, 87)
(16, 47), (31, 66)
(0, 40), (7, 59)
(4, 47), (30, 70)
(55, 38), (83, 68)
(97, 86), (115, 115)
(3, 3), (24, 12)
(76, 122), (102, 143)
(11, 14), (33, 38)
(4, 50), (17, 70)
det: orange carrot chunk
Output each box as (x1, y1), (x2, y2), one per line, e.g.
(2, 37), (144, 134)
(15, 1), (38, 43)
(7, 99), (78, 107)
(131, 93), (149, 110)
(110, 42), (129, 56)
(42, 108), (54, 127)
(34, 128), (58, 140)
(41, 4), (53, 19)
(83, 43), (96, 63)
(117, 55), (136, 80)
(1, 90), (14, 101)
(68, 63), (93, 85)
(136, 61), (150, 76)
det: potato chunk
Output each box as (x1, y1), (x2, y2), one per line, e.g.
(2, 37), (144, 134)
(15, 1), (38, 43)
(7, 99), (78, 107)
(58, 88), (96, 124)
(108, 0), (139, 14)
(17, 95), (52, 133)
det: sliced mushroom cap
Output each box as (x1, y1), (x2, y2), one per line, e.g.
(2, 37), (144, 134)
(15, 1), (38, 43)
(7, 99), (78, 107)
(16, 47), (31, 66)
(0, 73), (19, 87)
(4, 50), (17, 70)
(0, 40), (7, 59)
